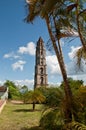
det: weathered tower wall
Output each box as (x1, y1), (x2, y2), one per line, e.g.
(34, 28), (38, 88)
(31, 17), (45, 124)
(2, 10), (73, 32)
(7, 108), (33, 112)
(34, 37), (48, 89)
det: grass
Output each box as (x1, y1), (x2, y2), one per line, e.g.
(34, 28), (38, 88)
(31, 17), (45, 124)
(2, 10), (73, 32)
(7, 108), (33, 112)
(0, 101), (44, 130)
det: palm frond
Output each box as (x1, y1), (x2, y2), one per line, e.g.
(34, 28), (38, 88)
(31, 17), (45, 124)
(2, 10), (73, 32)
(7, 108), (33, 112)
(25, 0), (41, 22)
(67, 4), (77, 13)
(40, 0), (63, 17)
(26, 0), (37, 4)
(76, 47), (86, 68)
(63, 121), (86, 130)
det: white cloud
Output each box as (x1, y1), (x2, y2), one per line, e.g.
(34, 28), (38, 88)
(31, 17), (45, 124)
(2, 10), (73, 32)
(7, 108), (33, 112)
(45, 45), (86, 85)
(0, 79), (34, 89)
(4, 53), (12, 58)
(3, 52), (20, 59)
(0, 80), (5, 86)
(18, 42), (36, 56)
(67, 45), (86, 74)
(12, 60), (26, 71)
(3, 42), (36, 73)
(67, 60), (86, 75)
(68, 46), (81, 60)
(46, 55), (61, 75)
(66, 45), (86, 84)
(14, 79), (34, 90)
(26, 0), (30, 4)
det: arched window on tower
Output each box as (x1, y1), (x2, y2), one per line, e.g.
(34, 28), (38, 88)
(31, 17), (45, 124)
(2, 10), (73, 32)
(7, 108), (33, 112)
(40, 77), (43, 84)
(41, 61), (43, 65)
(41, 50), (43, 55)
(40, 68), (43, 74)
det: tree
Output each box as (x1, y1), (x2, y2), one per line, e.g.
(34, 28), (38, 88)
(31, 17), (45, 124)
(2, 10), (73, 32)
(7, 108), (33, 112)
(60, 78), (83, 92)
(75, 0), (86, 52)
(39, 86), (85, 129)
(27, 89), (45, 110)
(39, 0), (86, 52)
(4, 80), (21, 99)
(77, 86), (86, 125)
(60, 78), (86, 124)
(41, 0), (86, 70)
(20, 85), (29, 103)
(25, 0), (73, 122)
(72, 0), (86, 69)
(39, 87), (65, 130)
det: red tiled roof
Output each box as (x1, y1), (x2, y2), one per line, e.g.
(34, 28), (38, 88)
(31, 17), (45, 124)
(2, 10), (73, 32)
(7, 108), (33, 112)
(0, 86), (7, 92)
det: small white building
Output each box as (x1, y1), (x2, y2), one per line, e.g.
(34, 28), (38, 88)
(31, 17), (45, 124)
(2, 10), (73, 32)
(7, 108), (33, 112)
(0, 86), (8, 100)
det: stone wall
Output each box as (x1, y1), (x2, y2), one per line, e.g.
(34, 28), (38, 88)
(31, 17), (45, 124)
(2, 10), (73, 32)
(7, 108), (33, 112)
(0, 100), (6, 113)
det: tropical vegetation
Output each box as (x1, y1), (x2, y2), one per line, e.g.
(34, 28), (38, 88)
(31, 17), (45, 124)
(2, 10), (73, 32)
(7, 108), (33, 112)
(3, 0), (86, 129)
(4, 80), (21, 99)
(3, 78), (86, 129)
(25, 89), (46, 110)
(25, 0), (86, 126)
(38, 80), (86, 129)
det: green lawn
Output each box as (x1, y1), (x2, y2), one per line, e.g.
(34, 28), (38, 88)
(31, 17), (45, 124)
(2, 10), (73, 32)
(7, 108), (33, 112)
(0, 101), (44, 130)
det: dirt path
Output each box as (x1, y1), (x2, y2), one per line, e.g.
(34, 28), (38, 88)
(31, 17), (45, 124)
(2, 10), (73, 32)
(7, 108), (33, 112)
(10, 100), (23, 104)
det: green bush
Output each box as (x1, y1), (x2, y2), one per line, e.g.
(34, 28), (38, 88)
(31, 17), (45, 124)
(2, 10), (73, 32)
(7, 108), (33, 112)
(40, 108), (64, 130)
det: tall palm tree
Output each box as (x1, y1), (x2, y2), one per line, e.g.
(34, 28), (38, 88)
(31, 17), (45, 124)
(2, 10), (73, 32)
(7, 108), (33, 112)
(25, 0), (73, 123)
(45, 15), (73, 123)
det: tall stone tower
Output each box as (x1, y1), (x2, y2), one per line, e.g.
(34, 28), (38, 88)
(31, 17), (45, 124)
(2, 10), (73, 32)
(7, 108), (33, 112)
(34, 37), (48, 89)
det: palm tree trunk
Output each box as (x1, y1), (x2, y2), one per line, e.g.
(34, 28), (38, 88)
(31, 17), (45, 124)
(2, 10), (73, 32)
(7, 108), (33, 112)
(33, 102), (35, 111)
(45, 14), (72, 123)
(76, 0), (86, 52)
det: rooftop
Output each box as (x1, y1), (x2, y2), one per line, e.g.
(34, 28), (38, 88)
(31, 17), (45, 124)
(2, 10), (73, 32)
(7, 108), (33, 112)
(0, 86), (7, 92)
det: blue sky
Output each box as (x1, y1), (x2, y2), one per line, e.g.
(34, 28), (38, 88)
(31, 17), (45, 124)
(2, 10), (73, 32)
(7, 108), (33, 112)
(0, 0), (86, 89)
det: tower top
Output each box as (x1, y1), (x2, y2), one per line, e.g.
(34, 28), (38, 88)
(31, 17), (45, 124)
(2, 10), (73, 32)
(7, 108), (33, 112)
(37, 37), (44, 47)
(38, 37), (44, 42)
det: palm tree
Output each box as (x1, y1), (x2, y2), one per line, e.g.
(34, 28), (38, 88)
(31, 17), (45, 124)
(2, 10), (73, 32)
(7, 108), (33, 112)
(72, 0), (86, 68)
(41, 0), (86, 52)
(25, 0), (73, 122)
(20, 85), (29, 103)
(25, 0), (86, 123)
(40, 87), (65, 129)
(27, 89), (45, 111)
(39, 86), (85, 129)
